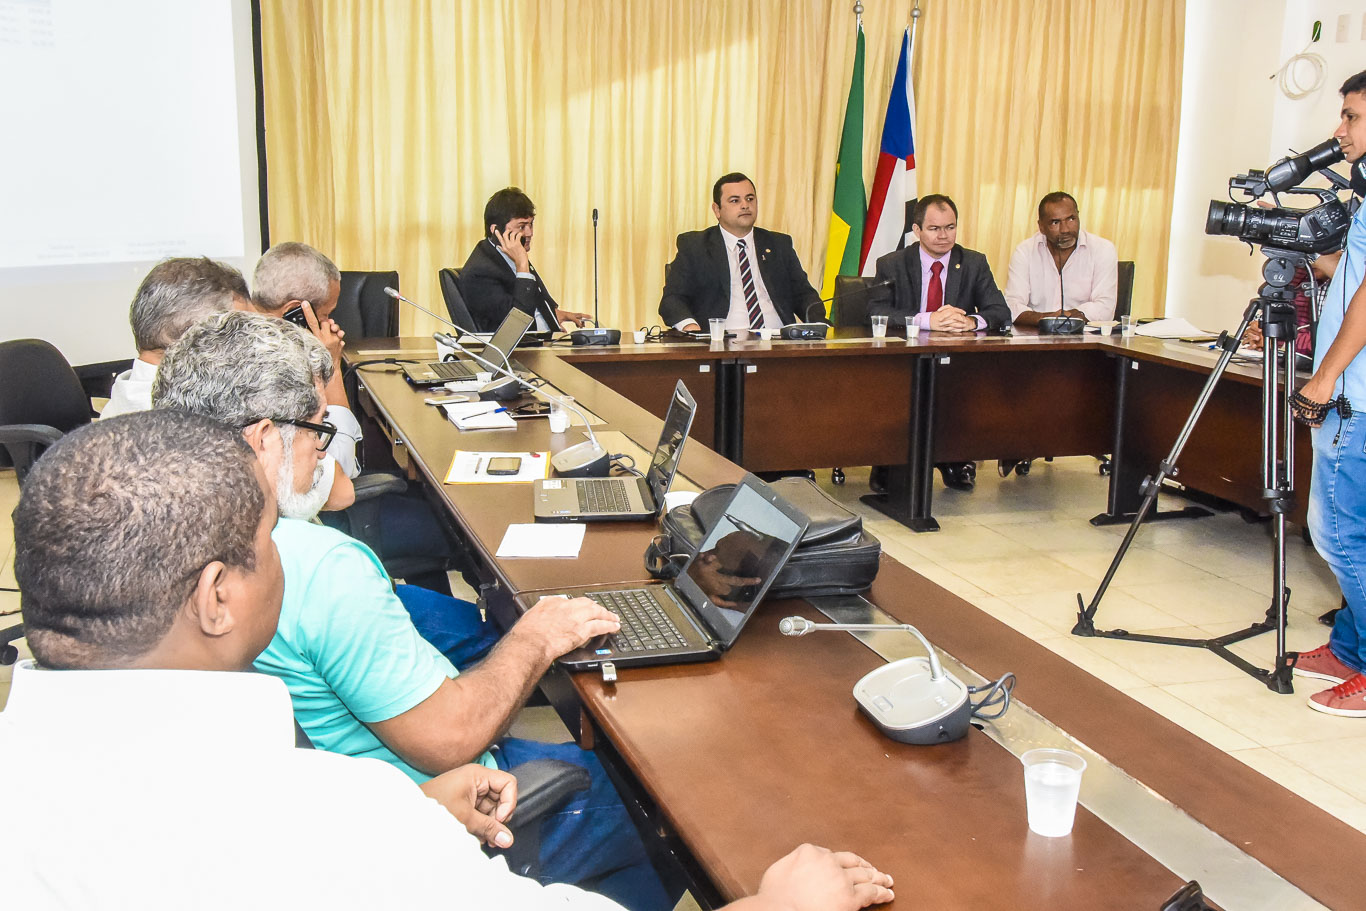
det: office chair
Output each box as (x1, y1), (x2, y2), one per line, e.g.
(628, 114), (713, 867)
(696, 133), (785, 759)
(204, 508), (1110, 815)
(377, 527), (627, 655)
(336, 270), (400, 339)
(0, 338), (97, 664)
(498, 759), (593, 877)
(438, 267), (479, 332)
(830, 275), (879, 484)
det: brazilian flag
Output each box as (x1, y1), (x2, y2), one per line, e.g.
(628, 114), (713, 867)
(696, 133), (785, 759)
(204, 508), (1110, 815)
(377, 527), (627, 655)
(820, 24), (866, 310)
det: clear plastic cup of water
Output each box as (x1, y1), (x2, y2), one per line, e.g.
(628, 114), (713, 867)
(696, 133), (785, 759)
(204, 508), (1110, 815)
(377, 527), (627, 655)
(1120, 315), (1134, 338)
(905, 317), (920, 341)
(870, 314), (889, 338)
(549, 396), (573, 433)
(1021, 748), (1086, 837)
(709, 318), (727, 342)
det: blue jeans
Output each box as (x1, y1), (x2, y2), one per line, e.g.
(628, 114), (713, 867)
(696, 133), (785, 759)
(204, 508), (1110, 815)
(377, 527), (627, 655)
(394, 584), (499, 670)
(1309, 412), (1366, 672)
(492, 737), (674, 911)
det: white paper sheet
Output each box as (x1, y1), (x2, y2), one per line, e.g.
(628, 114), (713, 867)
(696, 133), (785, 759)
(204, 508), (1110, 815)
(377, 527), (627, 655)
(442, 401), (517, 430)
(496, 523), (587, 558)
(1132, 317), (1216, 339)
(444, 450), (550, 484)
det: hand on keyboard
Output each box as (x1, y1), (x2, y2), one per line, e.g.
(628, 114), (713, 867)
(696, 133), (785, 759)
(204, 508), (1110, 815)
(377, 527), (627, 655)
(516, 595), (621, 661)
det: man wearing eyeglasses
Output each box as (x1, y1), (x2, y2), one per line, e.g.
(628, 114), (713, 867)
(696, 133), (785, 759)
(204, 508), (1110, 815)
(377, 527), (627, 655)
(152, 312), (671, 908)
(866, 194), (1010, 492)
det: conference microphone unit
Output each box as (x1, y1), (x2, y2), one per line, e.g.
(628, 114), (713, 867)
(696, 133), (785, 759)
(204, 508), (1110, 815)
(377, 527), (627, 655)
(433, 331), (612, 477)
(1037, 271), (1085, 335)
(779, 615), (972, 745)
(782, 278), (896, 339)
(591, 207), (601, 329)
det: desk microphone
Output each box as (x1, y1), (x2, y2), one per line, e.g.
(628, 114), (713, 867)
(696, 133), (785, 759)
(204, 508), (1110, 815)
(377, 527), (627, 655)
(802, 277), (895, 325)
(779, 615), (973, 745)
(432, 330), (612, 477)
(592, 208), (600, 328)
(383, 286), (487, 347)
(1037, 271), (1085, 335)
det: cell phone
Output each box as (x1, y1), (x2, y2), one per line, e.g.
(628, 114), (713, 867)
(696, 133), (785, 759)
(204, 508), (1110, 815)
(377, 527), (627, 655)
(509, 401), (552, 419)
(282, 304), (310, 327)
(485, 457), (522, 476)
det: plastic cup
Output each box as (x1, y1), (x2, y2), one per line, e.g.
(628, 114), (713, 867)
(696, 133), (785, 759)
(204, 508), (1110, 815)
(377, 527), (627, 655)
(633, 329), (647, 344)
(757, 326), (774, 341)
(709, 318), (727, 342)
(1120, 315), (1134, 338)
(1021, 748), (1086, 837)
(905, 317), (920, 341)
(549, 396), (574, 434)
(871, 314), (889, 338)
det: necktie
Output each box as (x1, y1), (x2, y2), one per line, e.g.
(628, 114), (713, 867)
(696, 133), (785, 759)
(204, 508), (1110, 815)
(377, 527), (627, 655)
(926, 261), (944, 313)
(737, 239), (763, 329)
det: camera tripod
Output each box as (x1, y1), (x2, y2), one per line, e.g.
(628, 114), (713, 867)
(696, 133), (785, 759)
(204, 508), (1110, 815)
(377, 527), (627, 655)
(1072, 249), (1309, 694)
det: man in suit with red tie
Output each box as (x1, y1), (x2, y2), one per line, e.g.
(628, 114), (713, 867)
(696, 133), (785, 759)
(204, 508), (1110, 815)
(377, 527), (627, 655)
(867, 194), (1010, 491)
(659, 173), (821, 332)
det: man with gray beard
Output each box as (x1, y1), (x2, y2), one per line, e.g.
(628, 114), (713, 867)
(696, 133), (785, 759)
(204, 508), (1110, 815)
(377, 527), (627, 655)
(152, 312), (668, 906)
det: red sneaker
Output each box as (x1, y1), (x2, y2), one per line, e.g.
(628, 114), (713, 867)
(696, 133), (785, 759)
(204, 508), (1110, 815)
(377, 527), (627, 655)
(1292, 644), (1356, 685)
(1309, 674), (1366, 717)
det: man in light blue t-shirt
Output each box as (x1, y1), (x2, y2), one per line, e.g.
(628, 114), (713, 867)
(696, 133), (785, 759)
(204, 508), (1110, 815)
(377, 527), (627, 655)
(154, 312), (674, 910)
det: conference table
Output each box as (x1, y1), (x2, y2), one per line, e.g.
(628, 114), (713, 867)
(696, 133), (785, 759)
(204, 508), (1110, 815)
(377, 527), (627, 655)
(347, 330), (1353, 910)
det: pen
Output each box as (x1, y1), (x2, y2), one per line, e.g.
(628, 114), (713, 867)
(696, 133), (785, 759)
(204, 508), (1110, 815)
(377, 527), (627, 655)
(474, 457), (483, 475)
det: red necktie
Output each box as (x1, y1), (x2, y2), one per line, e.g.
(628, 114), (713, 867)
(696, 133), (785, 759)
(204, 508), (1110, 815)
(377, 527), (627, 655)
(926, 261), (944, 312)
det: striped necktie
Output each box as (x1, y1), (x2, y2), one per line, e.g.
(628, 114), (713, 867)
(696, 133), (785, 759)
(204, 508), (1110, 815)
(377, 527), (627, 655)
(737, 239), (763, 329)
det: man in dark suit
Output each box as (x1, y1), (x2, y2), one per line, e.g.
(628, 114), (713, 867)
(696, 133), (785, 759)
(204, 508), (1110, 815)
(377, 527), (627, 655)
(869, 195), (1010, 491)
(458, 187), (590, 333)
(659, 173), (821, 332)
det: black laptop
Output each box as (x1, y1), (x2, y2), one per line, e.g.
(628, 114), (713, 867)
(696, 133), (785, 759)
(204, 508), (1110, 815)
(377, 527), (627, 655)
(401, 308), (534, 386)
(532, 381), (696, 522)
(554, 474), (809, 670)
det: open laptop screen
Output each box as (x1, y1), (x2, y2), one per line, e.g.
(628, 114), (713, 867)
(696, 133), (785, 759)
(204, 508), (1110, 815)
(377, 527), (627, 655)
(645, 381), (697, 507)
(479, 308), (534, 371)
(676, 479), (807, 646)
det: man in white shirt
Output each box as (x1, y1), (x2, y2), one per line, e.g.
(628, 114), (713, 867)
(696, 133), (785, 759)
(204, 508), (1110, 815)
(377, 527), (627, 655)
(659, 173), (822, 332)
(1004, 192), (1118, 329)
(3, 410), (896, 911)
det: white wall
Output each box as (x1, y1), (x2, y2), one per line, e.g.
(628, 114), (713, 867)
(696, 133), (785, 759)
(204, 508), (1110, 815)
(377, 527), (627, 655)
(1166, 0), (1366, 331)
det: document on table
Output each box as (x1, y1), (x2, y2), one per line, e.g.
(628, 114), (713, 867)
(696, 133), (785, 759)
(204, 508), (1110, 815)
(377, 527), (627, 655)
(444, 450), (550, 484)
(1133, 317), (1217, 339)
(443, 401), (516, 430)
(496, 523), (586, 558)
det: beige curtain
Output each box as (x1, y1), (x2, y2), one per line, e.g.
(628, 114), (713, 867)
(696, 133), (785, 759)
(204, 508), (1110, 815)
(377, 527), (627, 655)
(260, 0), (1183, 338)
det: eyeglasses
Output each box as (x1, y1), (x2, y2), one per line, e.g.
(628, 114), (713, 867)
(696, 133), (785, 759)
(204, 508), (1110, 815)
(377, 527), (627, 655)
(244, 417), (338, 452)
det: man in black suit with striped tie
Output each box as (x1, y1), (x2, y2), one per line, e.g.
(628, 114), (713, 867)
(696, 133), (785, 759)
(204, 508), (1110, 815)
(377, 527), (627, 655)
(658, 173), (821, 332)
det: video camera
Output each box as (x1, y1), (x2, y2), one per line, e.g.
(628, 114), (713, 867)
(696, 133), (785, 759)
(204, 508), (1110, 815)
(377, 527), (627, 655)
(1205, 138), (1352, 256)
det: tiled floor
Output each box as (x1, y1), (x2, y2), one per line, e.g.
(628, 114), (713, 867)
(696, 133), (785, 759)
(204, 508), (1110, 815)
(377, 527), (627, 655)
(3, 456), (1365, 840)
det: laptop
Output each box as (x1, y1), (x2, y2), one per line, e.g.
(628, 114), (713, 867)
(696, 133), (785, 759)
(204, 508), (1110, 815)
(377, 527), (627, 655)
(401, 308), (534, 386)
(554, 473), (809, 670)
(532, 381), (697, 522)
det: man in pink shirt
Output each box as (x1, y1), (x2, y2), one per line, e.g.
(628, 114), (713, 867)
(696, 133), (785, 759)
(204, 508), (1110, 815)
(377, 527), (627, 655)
(1005, 192), (1118, 329)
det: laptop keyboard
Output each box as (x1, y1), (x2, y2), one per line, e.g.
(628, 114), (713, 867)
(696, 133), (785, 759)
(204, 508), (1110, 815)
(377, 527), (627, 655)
(587, 589), (688, 652)
(429, 360), (478, 379)
(577, 478), (632, 513)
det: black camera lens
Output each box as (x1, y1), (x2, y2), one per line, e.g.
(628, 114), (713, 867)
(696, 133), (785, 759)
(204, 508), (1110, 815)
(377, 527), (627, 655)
(1206, 200), (1244, 237)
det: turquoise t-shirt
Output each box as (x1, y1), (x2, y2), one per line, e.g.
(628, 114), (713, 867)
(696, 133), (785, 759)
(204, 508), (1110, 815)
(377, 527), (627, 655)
(255, 518), (496, 782)
(1313, 197), (1366, 450)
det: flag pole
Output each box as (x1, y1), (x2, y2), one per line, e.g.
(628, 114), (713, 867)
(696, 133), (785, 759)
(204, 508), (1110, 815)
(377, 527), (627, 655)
(854, 2), (863, 29)
(909, 2), (921, 65)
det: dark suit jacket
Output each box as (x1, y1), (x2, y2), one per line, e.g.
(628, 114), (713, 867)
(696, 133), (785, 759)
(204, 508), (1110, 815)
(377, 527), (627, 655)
(868, 243), (1010, 331)
(658, 226), (821, 327)
(458, 239), (559, 333)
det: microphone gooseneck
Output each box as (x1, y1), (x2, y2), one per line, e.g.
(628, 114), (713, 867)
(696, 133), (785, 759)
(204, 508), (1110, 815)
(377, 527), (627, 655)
(779, 615), (945, 681)
(591, 208), (600, 328)
(804, 277), (895, 324)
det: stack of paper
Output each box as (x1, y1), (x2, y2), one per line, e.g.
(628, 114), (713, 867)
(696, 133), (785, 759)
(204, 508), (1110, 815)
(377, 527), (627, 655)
(1133, 317), (1216, 339)
(444, 450), (550, 484)
(496, 523), (586, 558)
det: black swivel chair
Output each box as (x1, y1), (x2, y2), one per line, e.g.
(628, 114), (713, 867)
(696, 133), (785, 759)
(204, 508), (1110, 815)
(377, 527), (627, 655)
(336, 270), (400, 339)
(1096, 260), (1137, 476)
(0, 339), (98, 664)
(438, 267), (479, 333)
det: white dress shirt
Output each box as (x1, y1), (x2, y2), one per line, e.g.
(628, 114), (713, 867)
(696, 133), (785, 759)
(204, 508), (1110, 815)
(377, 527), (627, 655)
(720, 227), (785, 330)
(0, 660), (624, 910)
(96, 355), (361, 481)
(910, 247), (986, 330)
(1004, 229), (1118, 322)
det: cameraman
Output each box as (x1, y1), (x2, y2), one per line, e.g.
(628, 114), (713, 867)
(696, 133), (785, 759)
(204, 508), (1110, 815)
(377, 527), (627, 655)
(1290, 69), (1366, 717)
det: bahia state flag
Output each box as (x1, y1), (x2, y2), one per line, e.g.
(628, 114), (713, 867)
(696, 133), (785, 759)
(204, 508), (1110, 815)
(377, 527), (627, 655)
(860, 27), (917, 276)
(819, 23), (866, 308)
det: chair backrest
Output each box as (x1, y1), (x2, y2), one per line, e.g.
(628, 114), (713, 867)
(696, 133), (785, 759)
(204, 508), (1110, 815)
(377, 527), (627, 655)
(0, 338), (93, 476)
(336, 270), (400, 338)
(438, 268), (478, 332)
(1115, 260), (1136, 320)
(832, 275), (877, 327)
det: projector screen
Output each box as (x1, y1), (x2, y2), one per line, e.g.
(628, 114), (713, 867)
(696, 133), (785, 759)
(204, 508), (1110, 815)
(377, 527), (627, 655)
(0, 0), (264, 367)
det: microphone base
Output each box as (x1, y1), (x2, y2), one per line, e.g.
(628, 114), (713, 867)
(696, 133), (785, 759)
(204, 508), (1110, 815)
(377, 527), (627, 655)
(1037, 316), (1086, 336)
(478, 377), (522, 401)
(570, 328), (621, 346)
(852, 657), (972, 745)
(780, 322), (829, 341)
(551, 440), (613, 478)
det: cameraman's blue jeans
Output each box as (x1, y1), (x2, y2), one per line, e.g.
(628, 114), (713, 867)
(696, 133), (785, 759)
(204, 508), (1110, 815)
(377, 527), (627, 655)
(1309, 412), (1366, 673)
